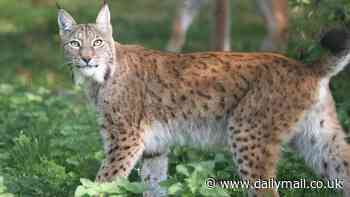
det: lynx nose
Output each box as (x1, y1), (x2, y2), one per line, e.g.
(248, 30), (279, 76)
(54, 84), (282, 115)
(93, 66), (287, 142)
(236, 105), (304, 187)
(82, 57), (91, 64)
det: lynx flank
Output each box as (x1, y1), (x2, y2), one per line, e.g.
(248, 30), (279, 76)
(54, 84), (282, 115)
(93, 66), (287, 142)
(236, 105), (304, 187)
(58, 3), (350, 197)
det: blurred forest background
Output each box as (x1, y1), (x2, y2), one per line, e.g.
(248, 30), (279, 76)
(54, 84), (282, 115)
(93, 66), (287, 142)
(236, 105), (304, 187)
(2, 0), (350, 196)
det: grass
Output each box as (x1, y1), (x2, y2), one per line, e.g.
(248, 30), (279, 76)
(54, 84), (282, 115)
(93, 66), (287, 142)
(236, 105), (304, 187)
(0, 0), (350, 196)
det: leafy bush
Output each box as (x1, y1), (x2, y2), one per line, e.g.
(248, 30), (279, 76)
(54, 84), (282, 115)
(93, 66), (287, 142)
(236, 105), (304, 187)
(0, 84), (101, 196)
(0, 176), (15, 197)
(75, 178), (146, 197)
(160, 152), (236, 197)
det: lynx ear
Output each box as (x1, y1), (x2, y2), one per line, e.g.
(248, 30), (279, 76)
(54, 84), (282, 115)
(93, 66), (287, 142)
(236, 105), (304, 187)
(96, 3), (112, 33)
(58, 9), (76, 34)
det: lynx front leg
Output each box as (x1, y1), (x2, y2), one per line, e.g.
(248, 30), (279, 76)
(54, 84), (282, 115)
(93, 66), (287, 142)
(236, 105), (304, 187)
(141, 153), (168, 197)
(95, 123), (145, 182)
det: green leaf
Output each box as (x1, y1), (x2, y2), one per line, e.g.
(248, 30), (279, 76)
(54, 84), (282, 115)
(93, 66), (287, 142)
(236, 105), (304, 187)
(199, 186), (231, 197)
(80, 178), (95, 187)
(117, 179), (147, 194)
(0, 84), (14, 95)
(98, 181), (120, 194)
(0, 194), (16, 197)
(0, 177), (15, 197)
(214, 153), (226, 162)
(168, 183), (184, 195)
(159, 179), (178, 188)
(74, 186), (87, 197)
(25, 92), (43, 102)
(176, 164), (190, 176)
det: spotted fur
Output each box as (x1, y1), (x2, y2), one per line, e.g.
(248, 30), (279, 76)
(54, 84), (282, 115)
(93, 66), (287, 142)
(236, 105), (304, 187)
(58, 3), (350, 197)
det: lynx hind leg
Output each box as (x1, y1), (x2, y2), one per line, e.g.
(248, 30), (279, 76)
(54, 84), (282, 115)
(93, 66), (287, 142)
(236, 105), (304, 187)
(227, 89), (304, 197)
(290, 87), (350, 196)
(228, 115), (281, 197)
(141, 153), (168, 197)
(228, 113), (284, 195)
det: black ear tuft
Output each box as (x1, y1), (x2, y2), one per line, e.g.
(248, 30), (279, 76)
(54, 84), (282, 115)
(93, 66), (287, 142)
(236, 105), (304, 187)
(320, 27), (350, 55)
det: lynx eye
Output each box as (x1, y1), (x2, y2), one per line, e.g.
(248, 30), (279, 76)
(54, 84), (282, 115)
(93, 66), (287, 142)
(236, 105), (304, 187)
(93, 39), (104, 47)
(69, 40), (81, 48)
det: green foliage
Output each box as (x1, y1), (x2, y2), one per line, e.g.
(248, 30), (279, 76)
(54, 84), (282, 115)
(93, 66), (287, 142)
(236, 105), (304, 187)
(75, 177), (147, 197)
(160, 152), (233, 197)
(0, 83), (101, 196)
(287, 0), (350, 62)
(0, 177), (15, 197)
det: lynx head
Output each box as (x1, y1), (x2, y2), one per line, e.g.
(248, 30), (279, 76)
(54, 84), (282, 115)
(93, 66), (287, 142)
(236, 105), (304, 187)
(57, 3), (115, 84)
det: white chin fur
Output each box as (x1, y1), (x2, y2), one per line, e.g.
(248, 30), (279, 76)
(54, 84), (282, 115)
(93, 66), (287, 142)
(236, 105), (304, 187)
(73, 65), (106, 84)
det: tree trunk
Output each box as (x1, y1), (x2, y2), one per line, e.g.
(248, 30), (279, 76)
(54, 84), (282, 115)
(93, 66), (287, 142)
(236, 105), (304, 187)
(213, 0), (231, 51)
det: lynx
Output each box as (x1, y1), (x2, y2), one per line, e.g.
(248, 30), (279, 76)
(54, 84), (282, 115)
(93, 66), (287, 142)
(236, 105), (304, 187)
(58, 2), (350, 197)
